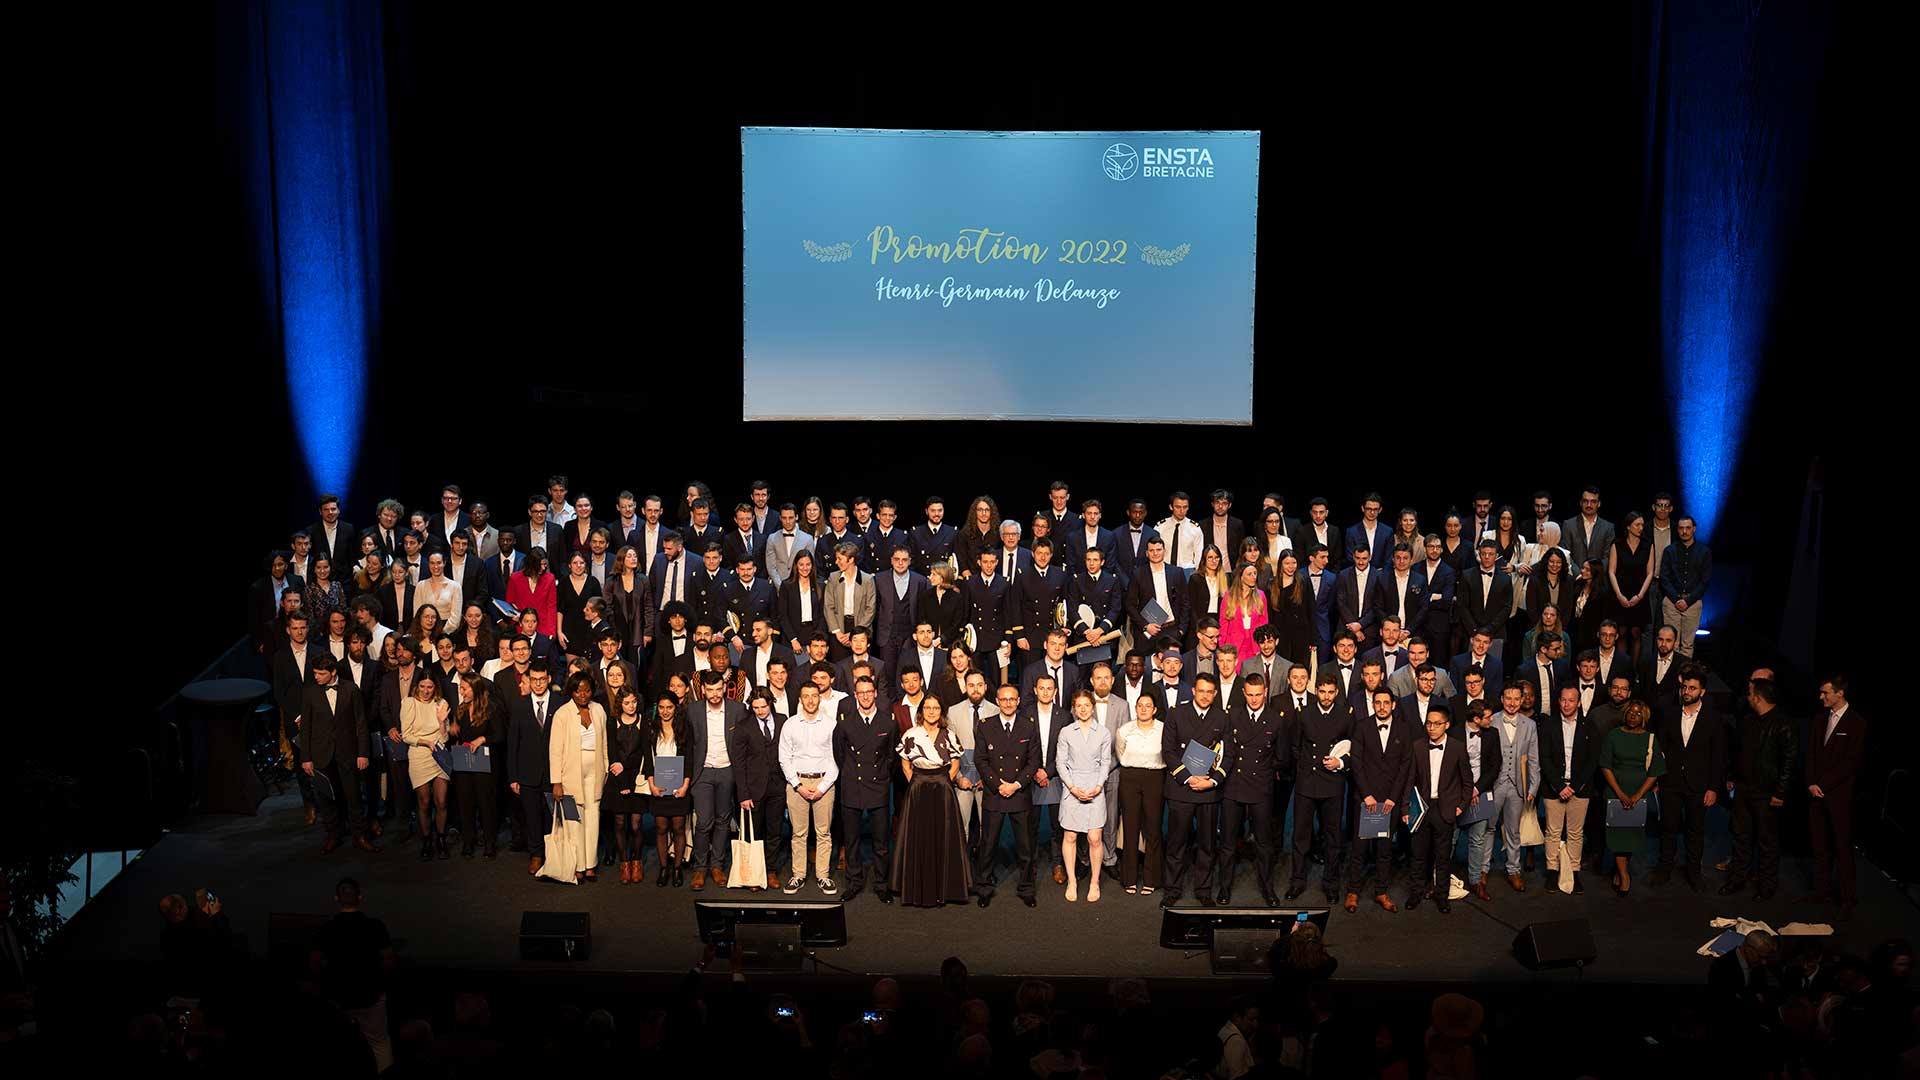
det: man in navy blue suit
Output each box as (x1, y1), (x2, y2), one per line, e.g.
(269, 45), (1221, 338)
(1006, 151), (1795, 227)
(1305, 544), (1337, 658)
(721, 503), (768, 578)
(910, 497), (957, 576)
(483, 529), (524, 609)
(1416, 535), (1457, 651)
(1514, 637), (1572, 712)
(1449, 627), (1505, 691)
(1342, 492), (1394, 570)
(1065, 547), (1124, 668)
(993, 520), (1035, 583)
(1115, 498), (1159, 584)
(860, 499), (910, 576)
(1333, 544), (1386, 647)
(681, 498), (724, 556)
(1060, 499), (1122, 574)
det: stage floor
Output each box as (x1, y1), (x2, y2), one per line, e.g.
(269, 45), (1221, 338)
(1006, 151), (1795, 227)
(61, 790), (1920, 986)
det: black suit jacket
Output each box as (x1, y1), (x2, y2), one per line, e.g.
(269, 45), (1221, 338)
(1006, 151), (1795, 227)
(775, 575), (826, 643)
(720, 528), (768, 577)
(872, 568), (933, 645)
(272, 643), (321, 718)
(378, 580), (416, 634)
(1114, 523), (1160, 581)
(1453, 723), (1505, 796)
(482, 552), (523, 607)
(833, 701), (900, 809)
(426, 511), (469, 553)
(1065, 570), (1124, 638)
(513, 521), (567, 564)
(962, 573), (1014, 652)
(1410, 735), (1476, 823)
(1125, 562), (1191, 642)
(1219, 703), (1286, 803)
(1657, 702), (1727, 796)
(1292, 703), (1355, 798)
(976, 711), (1041, 812)
(1349, 713), (1415, 805)
(1332, 567), (1386, 642)
(1162, 703), (1229, 804)
(1537, 710), (1601, 798)
(736, 710), (789, 799)
(306, 520), (359, 568)
(295, 680), (368, 770)
(739, 643), (799, 695)
(1456, 566), (1514, 634)
(1018, 660), (1082, 707)
(1202, 517), (1247, 563)
(1011, 562), (1068, 647)
(1635, 653), (1684, 706)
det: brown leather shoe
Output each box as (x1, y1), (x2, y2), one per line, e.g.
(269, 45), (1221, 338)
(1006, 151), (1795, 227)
(1472, 881), (1493, 902)
(692, 868), (707, 890)
(713, 866), (730, 888)
(321, 837), (340, 854)
(529, 855), (545, 876)
(1053, 864), (1067, 886)
(618, 861), (632, 884)
(1343, 892), (1360, 913)
(355, 836), (381, 854)
(838, 849), (848, 871)
(1507, 873), (1527, 893)
(1374, 893), (1398, 913)
(304, 806), (317, 826)
(767, 871), (780, 891)
(370, 819), (383, 837)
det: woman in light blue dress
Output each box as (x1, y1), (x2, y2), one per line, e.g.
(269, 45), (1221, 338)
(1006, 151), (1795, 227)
(1056, 689), (1113, 902)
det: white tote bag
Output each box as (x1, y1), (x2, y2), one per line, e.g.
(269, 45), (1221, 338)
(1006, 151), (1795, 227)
(537, 806), (578, 884)
(729, 807), (766, 889)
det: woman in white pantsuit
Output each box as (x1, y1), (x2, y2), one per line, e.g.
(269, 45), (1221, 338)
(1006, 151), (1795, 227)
(549, 671), (609, 882)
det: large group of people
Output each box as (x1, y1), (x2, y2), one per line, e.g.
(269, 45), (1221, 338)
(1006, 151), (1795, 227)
(251, 478), (1865, 918)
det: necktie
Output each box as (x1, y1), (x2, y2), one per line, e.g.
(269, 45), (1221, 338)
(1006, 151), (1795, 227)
(972, 703), (981, 726)
(535, 698), (546, 727)
(1004, 719), (1013, 734)
(762, 719), (773, 740)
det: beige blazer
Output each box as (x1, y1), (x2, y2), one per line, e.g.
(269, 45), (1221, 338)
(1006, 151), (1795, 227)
(548, 700), (609, 799)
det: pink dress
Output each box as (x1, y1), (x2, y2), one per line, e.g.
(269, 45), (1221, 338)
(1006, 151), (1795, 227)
(1218, 589), (1269, 660)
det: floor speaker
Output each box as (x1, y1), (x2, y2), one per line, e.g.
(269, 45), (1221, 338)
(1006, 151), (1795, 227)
(520, 911), (592, 961)
(1513, 918), (1596, 971)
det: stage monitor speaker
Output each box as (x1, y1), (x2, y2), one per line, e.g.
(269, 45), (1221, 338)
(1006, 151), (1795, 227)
(1160, 906), (1331, 950)
(268, 912), (333, 970)
(734, 923), (808, 971)
(1211, 928), (1285, 975)
(695, 898), (848, 948)
(1513, 918), (1596, 971)
(520, 911), (592, 961)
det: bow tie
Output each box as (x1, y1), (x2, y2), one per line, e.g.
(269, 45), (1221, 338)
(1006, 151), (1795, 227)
(1581, 683), (1594, 690)
(1378, 724), (1390, 732)
(1340, 663), (1353, 671)
(1430, 741), (1445, 748)
(782, 532), (794, 538)
(1469, 730), (1483, 738)
(1482, 570), (1496, 576)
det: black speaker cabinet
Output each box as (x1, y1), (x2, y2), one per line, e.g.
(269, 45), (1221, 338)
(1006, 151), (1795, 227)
(1513, 918), (1596, 971)
(520, 911), (592, 961)
(735, 923), (808, 971)
(1211, 928), (1282, 975)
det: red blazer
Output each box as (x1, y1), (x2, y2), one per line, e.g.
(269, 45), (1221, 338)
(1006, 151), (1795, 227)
(507, 572), (559, 637)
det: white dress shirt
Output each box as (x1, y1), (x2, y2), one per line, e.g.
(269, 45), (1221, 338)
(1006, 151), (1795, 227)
(1428, 737), (1447, 798)
(1117, 720), (1165, 768)
(704, 704), (731, 767)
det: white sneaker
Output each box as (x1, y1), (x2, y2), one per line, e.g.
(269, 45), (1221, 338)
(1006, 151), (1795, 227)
(818, 877), (838, 894)
(783, 875), (804, 894)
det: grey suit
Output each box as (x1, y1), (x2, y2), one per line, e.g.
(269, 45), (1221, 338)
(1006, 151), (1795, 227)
(1483, 712), (1540, 879)
(823, 569), (877, 640)
(1559, 515), (1617, 572)
(946, 697), (989, 836)
(1386, 665), (1457, 701)
(764, 529), (815, 588)
(1095, 693), (1128, 866)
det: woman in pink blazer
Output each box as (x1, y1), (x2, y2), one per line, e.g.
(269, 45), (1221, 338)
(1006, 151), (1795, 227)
(1218, 561), (1269, 661)
(507, 548), (559, 637)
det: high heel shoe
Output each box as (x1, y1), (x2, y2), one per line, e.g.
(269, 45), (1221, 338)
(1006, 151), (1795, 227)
(437, 832), (451, 860)
(656, 861), (670, 887)
(671, 863), (684, 887)
(419, 834), (434, 862)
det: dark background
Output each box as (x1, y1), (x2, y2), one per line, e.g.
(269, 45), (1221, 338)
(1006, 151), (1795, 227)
(185, 8), (1883, 711)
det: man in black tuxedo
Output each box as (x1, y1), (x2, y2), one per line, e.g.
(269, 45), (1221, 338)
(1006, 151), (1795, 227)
(721, 503), (768, 579)
(1345, 687), (1412, 912)
(1217, 673), (1283, 906)
(296, 655), (378, 854)
(426, 485), (469, 554)
(513, 495), (566, 567)
(1538, 685), (1600, 893)
(1012, 537), (1068, 672)
(833, 677), (898, 903)
(272, 610), (322, 820)
(909, 496), (956, 575)
(508, 666), (560, 875)
(446, 531), (486, 606)
(681, 498), (724, 556)
(1456, 542), (1513, 656)
(1116, 498), (1159, 583)
(1203, 489), (1246, 564)
(963, 548), (1014, 688)
(1636, 625), (1684, 706)
(1125, 536), (1189, 648)
(1018, 629), (1082, 705)
(1300, 499), (1342, 569)
(738, 616), (797, 696)
(1448, 628), (1505, 692)
(1405, 705), (1474, 913)
(306, 493), (358, 569)
(736, 688), (789, 890)
(1653, 667), (1726, 890)
(648, 603), (697, 693)
(1287, 672), (1354, 902)
(717, 554), (777, 650)
(1065, 546), (1124, 669)
(972, 682), (1041, 908)
(1160, 673), (1228, 907)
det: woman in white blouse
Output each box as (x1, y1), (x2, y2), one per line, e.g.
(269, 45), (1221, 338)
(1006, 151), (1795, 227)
(399, 669), (452, 861)
(1114, 694), (1166, 895)
(548, 671), (609, 882)
(1055, 689), (1113, 903)
(889, 695), (972, 907)
(414, 552), (462, 626)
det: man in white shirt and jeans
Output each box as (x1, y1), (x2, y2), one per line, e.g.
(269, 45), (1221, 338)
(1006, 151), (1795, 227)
(779, 684), (839, 893)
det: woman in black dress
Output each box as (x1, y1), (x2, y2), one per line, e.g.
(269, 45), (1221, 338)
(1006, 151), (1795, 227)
(642, 691), (692, 886)
(556, 552), (601, 659)
(932, 643), (976, 708)
(606, 545), (651, 662)
(890, 695), (971, 907)
(1607, 511), (1655, 662)
(927, 564), (968, 652)
(1437, 513), (1474, 576)
(604, 687), (650, 884)
(448, 672), (499, 859)
(1267, 551), (1314, 665)
(776, 549), (826, 646)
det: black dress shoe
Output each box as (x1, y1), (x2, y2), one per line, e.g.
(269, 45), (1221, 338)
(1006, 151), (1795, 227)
(1571, 873), (1583, 895)
(1284, 883), (1307, 901)
(1404, 892), (1422, 910)
(876, 889), (894, 905)
(1435, 897), (1451, 914)
(1262, 891), (1280, 908)
(1021, 895), (1036, 908)
(977, 893), (993, 908)
(1196, 893), (1215, 907)
(842, 884), (866, 902)
(1159, 891), (1178, 908)
(1216, 891), (1232, 907)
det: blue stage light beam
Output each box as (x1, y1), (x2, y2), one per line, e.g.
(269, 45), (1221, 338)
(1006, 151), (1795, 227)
(1655, 2), (1824, 545)
(263, 0), (386, 500)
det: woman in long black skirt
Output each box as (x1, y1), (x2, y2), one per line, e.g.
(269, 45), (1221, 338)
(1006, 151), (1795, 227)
(890, 695), (972, 906)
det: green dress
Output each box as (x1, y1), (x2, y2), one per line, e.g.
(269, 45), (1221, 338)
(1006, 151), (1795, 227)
(1599, 726), (1666, 854)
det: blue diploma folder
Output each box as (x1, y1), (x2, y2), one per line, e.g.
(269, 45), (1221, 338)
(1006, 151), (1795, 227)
(1358, 805), (1393, 838)
(449, 745), (492, 773)
(1460, 792), (1499, 825)
(1606, 797), (1648, 827)
(429, 745), (454, 775)
(653, 755), (685, 793)
(1180, 741), (1218, 778)
(544, 793), (581, 822)
(960, 748), (979, 783)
